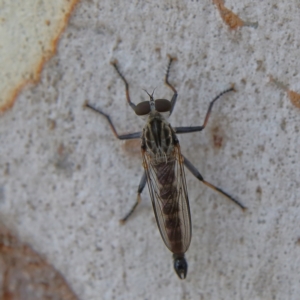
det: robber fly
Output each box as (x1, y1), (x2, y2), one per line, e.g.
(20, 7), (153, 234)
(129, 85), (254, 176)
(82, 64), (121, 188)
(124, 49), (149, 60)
(85, 57), (245, 279)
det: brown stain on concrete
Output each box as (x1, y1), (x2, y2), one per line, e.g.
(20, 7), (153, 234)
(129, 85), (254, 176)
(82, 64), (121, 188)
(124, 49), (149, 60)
(212, 0), (244, 29)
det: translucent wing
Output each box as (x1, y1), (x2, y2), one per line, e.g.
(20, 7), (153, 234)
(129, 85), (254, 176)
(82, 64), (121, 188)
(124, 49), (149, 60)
(142, 144), (192, 254)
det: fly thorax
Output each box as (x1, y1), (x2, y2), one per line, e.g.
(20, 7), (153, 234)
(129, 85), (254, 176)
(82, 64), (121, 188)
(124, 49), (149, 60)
(142, 114), (174, 159)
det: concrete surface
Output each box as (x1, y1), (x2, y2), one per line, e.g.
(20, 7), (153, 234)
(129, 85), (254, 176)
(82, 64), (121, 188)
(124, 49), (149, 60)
(1, 1), (300, 299)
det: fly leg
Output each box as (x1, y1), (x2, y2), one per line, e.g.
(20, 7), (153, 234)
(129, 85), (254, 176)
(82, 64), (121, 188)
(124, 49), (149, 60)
(120, 172), (147, 224)
(175, 85), (235, 134)
(183, 156), (246, 210)
(111, 60), (137, 111)
(165, 56), (178, 116)
(84, 102), (141, 140)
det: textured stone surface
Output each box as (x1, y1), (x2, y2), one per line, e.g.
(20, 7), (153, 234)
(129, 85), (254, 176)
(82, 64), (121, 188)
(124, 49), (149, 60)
(0, 0), (79, 112)
(1, 1), (300, 299)
(0, 223), (78, 300)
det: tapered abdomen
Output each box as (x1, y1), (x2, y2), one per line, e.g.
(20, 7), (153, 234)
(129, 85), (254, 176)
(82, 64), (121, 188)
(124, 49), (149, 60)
(154, 160), (186, 254)
(142, 115), (191, 258)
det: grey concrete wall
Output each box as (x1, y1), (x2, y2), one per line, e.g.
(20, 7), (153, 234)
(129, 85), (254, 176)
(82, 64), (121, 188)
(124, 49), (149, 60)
(1, 1), (300, 299)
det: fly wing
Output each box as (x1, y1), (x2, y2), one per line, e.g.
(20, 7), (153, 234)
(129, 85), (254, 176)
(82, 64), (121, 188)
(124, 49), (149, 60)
(142, 144), (191, 254)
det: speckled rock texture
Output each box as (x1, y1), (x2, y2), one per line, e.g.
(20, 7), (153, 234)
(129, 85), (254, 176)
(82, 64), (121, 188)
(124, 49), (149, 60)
(0, 1), (300, 299)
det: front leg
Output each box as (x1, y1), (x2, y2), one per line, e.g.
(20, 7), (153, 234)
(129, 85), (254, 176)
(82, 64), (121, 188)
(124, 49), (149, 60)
(85, 102), (141, 140)
(120, 172), (147, 223)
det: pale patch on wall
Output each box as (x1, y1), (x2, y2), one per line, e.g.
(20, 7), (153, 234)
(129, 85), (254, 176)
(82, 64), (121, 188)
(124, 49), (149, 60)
(0, 0), (80, 113)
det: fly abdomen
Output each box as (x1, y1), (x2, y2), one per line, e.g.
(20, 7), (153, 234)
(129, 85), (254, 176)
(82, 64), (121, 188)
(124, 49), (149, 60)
(165, 215), (184, 253)
(160, 186), (178, 202)
(173, 254), (188, 279)
(170, 241), (185, 254)
(167, 226), (182, 242)
(160, 187), (185, 254)
(145, 129), (190, 276)
(155, 161), (175, 185)
(165, 216), (181, 229)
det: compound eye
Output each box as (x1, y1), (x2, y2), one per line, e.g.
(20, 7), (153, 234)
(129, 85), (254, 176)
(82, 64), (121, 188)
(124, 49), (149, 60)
(135, 101), (151, 116)
(155, 99), (171, 113)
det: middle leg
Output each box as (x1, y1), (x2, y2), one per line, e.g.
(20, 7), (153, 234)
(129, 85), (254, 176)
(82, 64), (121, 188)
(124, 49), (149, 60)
(120, 172), (147, 224)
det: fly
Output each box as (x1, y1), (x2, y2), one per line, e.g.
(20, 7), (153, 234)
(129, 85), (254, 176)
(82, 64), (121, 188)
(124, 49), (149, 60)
(85, 56), (245, 279)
